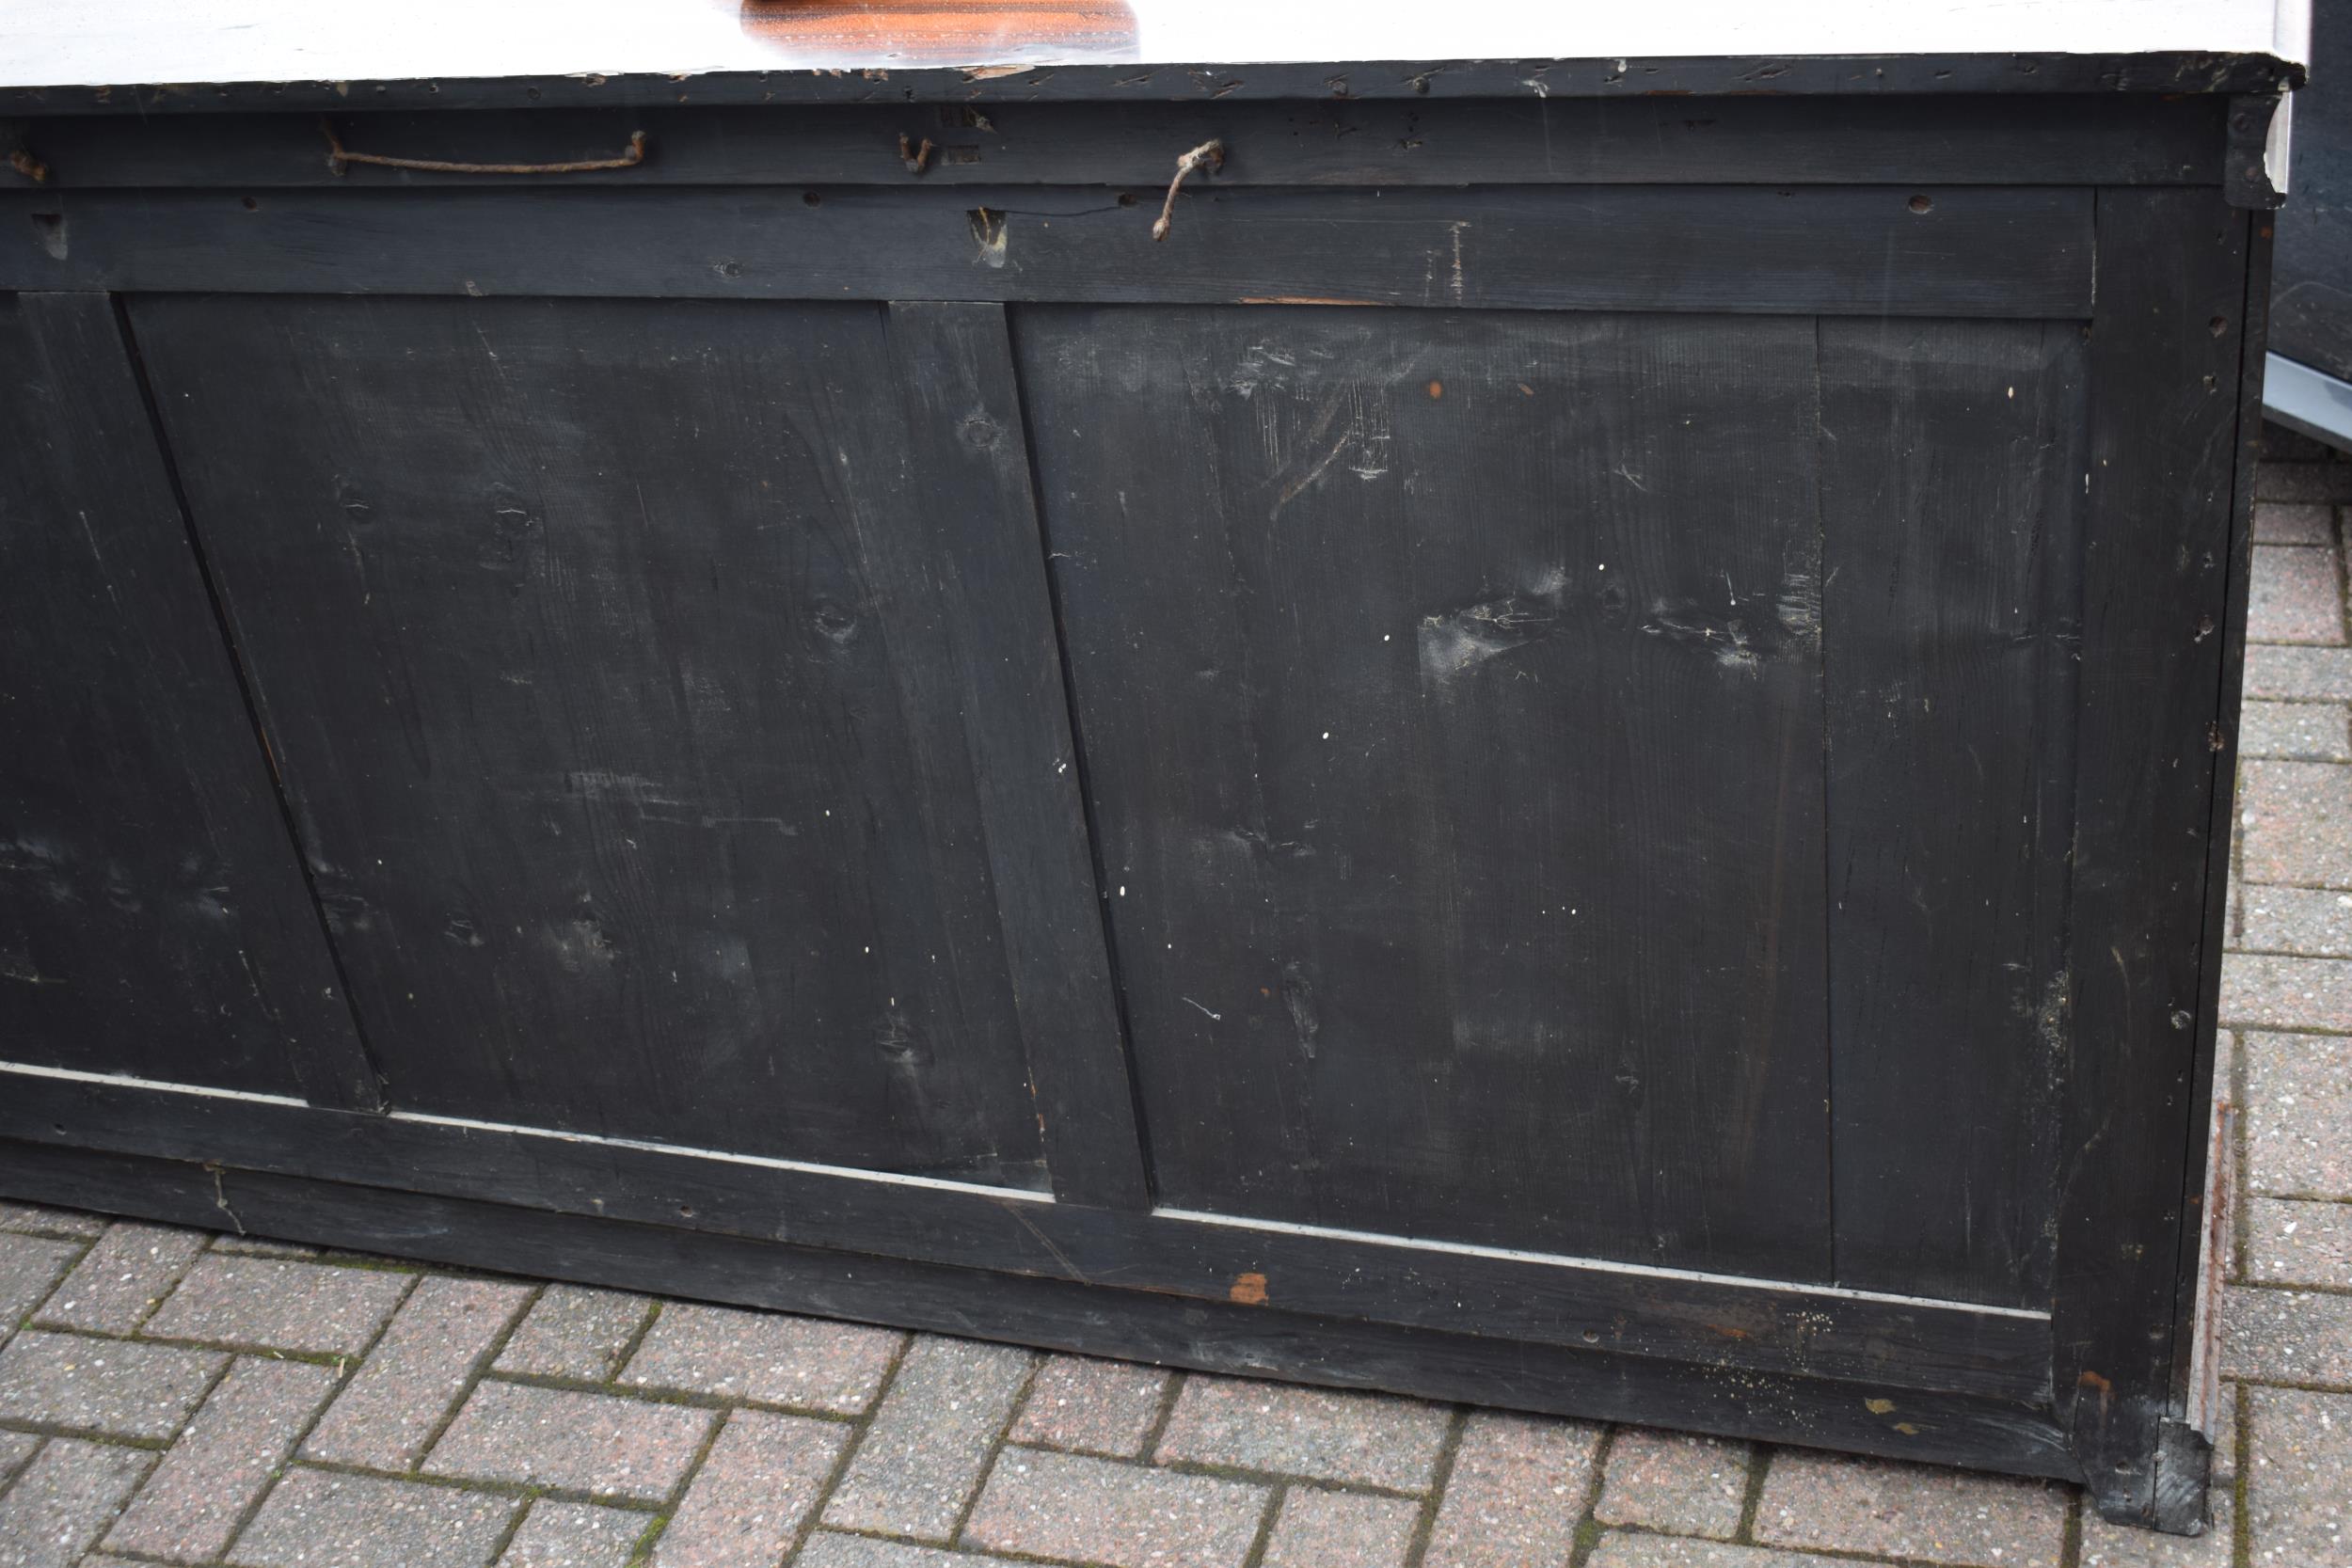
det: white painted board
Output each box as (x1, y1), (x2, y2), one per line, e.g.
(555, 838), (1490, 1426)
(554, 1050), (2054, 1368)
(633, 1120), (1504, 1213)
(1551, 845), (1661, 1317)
(0, 0), (2312, 92)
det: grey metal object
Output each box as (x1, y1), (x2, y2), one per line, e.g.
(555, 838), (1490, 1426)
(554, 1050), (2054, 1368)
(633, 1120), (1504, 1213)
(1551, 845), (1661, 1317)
(2268, 0), (2352, 448)
(2266, 350), (2352, 447)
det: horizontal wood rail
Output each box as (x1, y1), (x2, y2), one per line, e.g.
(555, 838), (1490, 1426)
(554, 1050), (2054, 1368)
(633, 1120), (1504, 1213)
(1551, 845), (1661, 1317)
(0, 1132), (2087, 1484)
(0, 1060), (2054, 1405)
(0, 183), (2092, 317)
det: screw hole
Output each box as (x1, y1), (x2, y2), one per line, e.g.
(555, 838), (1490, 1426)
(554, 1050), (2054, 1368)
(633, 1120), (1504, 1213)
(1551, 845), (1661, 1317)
(2209, 315), (2229, 337)
(803, 191), (821, 207)
(1118, 191), (1137, 207)
(241, 195), (260, 211)
(678, 1205), (696, 1219)
(1907, 194), (1932, 214)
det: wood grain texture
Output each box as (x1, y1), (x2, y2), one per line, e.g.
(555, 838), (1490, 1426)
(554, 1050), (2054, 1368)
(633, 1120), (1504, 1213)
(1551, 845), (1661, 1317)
(879, 301), (1151, 1210)
(126, 292), (1059, 1185)
(1819, 319), (2087, 1309)
(14, 96), (2226, 190)
(0, 291), (376, 1106)
(0, 1133), (2085, 1483)
(1021, 304), (1833, 1281)
(0, 1069), (2052, 1400)
(0, 184), (2095, 319)
(2155, 207), (2271, 1529)
(2057, 190), (2249, 1528)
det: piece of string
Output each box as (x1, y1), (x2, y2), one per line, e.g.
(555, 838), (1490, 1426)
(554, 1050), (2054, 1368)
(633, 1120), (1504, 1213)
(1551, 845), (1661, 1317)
(321, 119), (646, 176)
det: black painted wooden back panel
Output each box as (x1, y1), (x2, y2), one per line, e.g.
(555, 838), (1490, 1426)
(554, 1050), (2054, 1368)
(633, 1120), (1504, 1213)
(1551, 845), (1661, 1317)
(1022, 306), (1837, 1278)
(1819, 321), (2087, 1308)
(125, 293), (1051, 1184)
(1025, 305), (2088, 1299)
(0, 293), (376, 1106)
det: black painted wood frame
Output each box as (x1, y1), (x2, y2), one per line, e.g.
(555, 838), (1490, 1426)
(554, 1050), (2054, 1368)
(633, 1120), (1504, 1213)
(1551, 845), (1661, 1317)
(0, 92), (2259, 1532)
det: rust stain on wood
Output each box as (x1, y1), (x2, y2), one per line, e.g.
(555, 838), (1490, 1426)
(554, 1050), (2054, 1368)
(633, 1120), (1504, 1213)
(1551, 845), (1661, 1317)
(1229, 1271), (1268, 1305)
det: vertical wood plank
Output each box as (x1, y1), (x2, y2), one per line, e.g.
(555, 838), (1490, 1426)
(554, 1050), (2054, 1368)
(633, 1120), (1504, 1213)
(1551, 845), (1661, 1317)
(2058, 190), (2250, 1528)
(881, 301), (1152, 1211)
(1819, 319), (2087, 1307)
(2156, 207), (2274, 1525)
(1, 292), (379, 1109)
(127, 294), (1054, 1183)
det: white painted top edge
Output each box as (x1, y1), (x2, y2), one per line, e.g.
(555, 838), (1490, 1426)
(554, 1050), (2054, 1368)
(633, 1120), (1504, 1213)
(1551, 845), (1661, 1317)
(0, 0), (2309, 93)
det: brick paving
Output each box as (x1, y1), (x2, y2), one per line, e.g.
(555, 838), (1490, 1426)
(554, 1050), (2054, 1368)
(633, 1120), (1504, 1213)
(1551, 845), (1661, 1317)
(3, 440), (2351, 1566)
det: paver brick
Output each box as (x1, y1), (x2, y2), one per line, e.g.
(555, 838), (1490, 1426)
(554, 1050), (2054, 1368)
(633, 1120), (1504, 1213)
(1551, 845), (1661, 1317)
(2247, 1197), (2352, 1287)
(2213, 1381), (2242, 1485)
(2240, 759), (2352, 886)
(1155, 1374), (1450, 1491)
(145, 1256), (413, 1356)
(102, 1354), (338, 1562)
(2255, 501), (2339, 545)
(2244, 1385), (2352, 1566)
(2079, 1487), (2235, 1566)
(0, 1428), (38, 1483)
(825, 1336), (1030, 1542)
(2249, 543), (2348, 643)
(0, 1331), (225, 1439)
(425, 1380), (716, 1501)
(207, 1236), (323, 1259)
(2242, 699), (2352, 760)
(620, 1302), (902, 1414)
(229, 1468), (516, 1568)
(652, 1408), (847, 1568)
(499, 1499), (650, 1568)
(2242, 885), (2352, 958)
(964, 1448), (1269, 1568)
(1595, 1426), (1752, 1541)
(798, 1536), (1026, 1568)
(2223, 953), (2352, 1033)
(1261, 1484), (1420, 1568)
(0, 1206), (103, 1240)
(304, 1275), (532, 1468)
(0, 1437), (151, 1568)
(0, 1234), (79, 1330)
(2249, 643), (2352, 701)
(1753, 1449), (2068, 1568)
(2259, 462), (2352, 503)
(1009, 1354), (1169, 1458)
(1422, 1412), (1601, 1568)
(2223, 1285), (2352, 1386)
(1587, 1538), (1849, 1568)
(496, 1285), (652, 1382)
(36, 1224), (204, 1335)
(2243, 1032), (2352, 1196)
